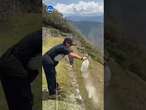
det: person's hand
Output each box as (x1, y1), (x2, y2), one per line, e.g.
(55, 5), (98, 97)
(81, 56), (88, 61)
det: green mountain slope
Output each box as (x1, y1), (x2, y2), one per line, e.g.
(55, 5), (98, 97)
(105, 21), (146, 110)
(43, 4), (103, 110)
(70, 21), (103, 54)
(43, 28), (104, 110)
(43, 5), (103, 63)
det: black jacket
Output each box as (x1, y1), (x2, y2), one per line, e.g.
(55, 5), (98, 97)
(44, 44), (71, 66)
(0, 30), (42, 78)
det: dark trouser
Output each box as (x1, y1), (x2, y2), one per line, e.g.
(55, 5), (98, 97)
(1, 78), (33, 110)
(42, 56), (57, 94)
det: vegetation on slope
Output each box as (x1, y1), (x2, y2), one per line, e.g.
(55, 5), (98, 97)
(105, 22), (146, 110)
(43, 4), (103, 63)
(43, 4), (103, 110)
(42, 34), (103, 110)
(42, 37), (84, 110)
(105, 29), (146, 81)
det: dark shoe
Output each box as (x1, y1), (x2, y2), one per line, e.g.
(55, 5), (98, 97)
(48, 94), (61, 99)
(48, 90), (61, 99)
(49, 89), (60, 95)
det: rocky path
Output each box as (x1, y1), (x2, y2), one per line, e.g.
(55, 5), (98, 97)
(66, 63), (85, 110)
(81, 62), (103, 110)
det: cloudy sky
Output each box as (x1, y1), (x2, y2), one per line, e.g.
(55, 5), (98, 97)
(43, 0), (103, 16)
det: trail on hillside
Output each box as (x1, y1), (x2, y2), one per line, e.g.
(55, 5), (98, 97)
(42, 58), (85, 110)
(42, 28), (103, 110)
(82, 74), (99, 107)
(66, 63), (85, 110)
(81, 62), (103, 110)
(42, 57), (103, 110)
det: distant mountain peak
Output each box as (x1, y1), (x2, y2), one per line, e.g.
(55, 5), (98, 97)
(65, 16), (103, 23)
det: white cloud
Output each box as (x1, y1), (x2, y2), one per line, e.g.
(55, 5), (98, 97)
(54, 1), (103, 16)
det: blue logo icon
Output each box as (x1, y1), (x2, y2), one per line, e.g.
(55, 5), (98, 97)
(47, 5), (54, 13)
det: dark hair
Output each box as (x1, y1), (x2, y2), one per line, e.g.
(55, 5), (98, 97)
(63, 38), (73, 45)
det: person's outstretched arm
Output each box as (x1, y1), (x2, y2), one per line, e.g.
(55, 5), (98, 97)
(69, 52), (82, 60)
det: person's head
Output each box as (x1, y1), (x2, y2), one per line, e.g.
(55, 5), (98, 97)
(63, 37), (74, 48)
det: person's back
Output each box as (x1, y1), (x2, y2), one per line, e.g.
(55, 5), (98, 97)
(0, 30), (42, 78)
(11, 30), (42, 66)
(42, 37), (85, 96)
(44, 43), (71, 66)
(0, 30), (42, 110)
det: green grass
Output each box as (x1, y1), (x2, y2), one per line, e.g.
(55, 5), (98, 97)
(42, 37), (104, 110)
(74, 60), (104, 110)
(0, 13), (41, 56)
(72, 41), (104, 110)
(42, 37), (84, 110)
(75, 60), (95, 110)
(42, 36), (104, 110)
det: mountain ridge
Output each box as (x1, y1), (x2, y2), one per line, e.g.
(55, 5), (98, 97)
(70, 20), (103, 54)
(66, 15), (103, 23)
